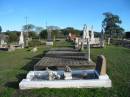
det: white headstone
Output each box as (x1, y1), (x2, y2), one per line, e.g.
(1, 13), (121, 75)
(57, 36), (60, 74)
(83, 24), (89, 39)
(90, 25), (95, 44)
(19, 31), (24, 48)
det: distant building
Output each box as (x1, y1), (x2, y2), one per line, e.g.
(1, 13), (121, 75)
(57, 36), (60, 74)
(0, 34), (8, 48)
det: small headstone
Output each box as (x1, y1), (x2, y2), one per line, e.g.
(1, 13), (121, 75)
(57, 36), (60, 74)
(95, 55), (106, 75)
(31, 47), (38, 52)
(8, 45), (15, 52)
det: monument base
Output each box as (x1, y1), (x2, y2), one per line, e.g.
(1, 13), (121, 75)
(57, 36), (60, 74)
(64, 72), (72, 80)
(46, 41), (53, 46)
(19, 70), (112, 89)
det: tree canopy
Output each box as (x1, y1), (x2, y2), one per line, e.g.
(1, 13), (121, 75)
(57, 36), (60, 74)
(0, 26), (2, 33)
(102, 12), (124, 38)
(22, 24), (35, 32)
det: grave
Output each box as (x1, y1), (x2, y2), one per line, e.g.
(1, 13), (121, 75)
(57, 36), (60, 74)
(19, 47), (111, 89)
(19, 25), (111, 89)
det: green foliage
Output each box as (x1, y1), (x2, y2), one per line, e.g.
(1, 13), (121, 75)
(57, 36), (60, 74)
(22, 24), (35, 32)
(28, 39), (42, 47)
(61, 27), (81, 36)
(5, 31), (20, 42)
(35, 26), (44, 34)
(39, 30), (47, 39)
(102, 12), (124, 38)
(28, 31), (38, 38)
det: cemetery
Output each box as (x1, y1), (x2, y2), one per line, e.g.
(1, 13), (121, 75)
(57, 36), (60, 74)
(0, 1), (130, 97)
(0, 24), (130, 96)
(19, 25), (111, 89)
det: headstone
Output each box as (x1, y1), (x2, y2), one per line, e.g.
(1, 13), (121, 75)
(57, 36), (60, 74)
(90, 25), (95, 44)
(95, 55), (106, 75)
(83, 24), (89, 39)
(19, 31), (24, 48)
(75, 37), (79, 48)
(81, 24), (89, 50)
(8, 45), (15, 52)
(107, 38), (110, 45)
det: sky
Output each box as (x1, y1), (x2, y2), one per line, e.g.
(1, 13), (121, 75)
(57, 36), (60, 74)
(0, 0), (130, 32)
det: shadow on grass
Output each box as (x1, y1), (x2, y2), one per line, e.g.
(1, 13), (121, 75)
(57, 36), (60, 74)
(4, 50), (48, 89)
(4, 73), (27, 89)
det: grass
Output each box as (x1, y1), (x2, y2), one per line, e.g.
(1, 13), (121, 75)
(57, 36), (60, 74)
(0, 43), (130, 97)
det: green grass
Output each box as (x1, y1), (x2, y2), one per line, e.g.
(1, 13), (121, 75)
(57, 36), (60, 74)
(0, 44), (130, 97)
(53, 39), (74, 48)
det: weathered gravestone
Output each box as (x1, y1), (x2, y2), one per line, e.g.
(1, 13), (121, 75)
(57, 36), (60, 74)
(46, 27), (53, 46)
(95, 55), (106, 75)
(19, 31), (24, 48)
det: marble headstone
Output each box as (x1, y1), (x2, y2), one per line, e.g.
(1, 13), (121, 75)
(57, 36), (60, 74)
(19, 31), (24, 48)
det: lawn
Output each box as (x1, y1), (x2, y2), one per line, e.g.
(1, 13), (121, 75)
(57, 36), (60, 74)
(0, 44), (130, 97)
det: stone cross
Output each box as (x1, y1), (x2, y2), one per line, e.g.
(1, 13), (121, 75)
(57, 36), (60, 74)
(83, 24), (89, 39)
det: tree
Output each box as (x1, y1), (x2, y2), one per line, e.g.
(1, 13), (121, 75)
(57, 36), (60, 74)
(5, 31), (20, 42)
(22, 24), (35, 32)
(62, 27), (81, 36)
(39, 30), (47, 39)
(28, 31), (37, 38)
(102, 12), (124, 38)
(35, 26), (44, 34)
(0, 26), (2, 33)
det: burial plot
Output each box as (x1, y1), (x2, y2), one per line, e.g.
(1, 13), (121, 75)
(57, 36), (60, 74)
(19, 47), (111, 89)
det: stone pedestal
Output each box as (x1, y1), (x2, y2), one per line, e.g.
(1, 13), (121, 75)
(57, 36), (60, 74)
(46, 41), (53, 46)
(64, 72), (72, 80)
